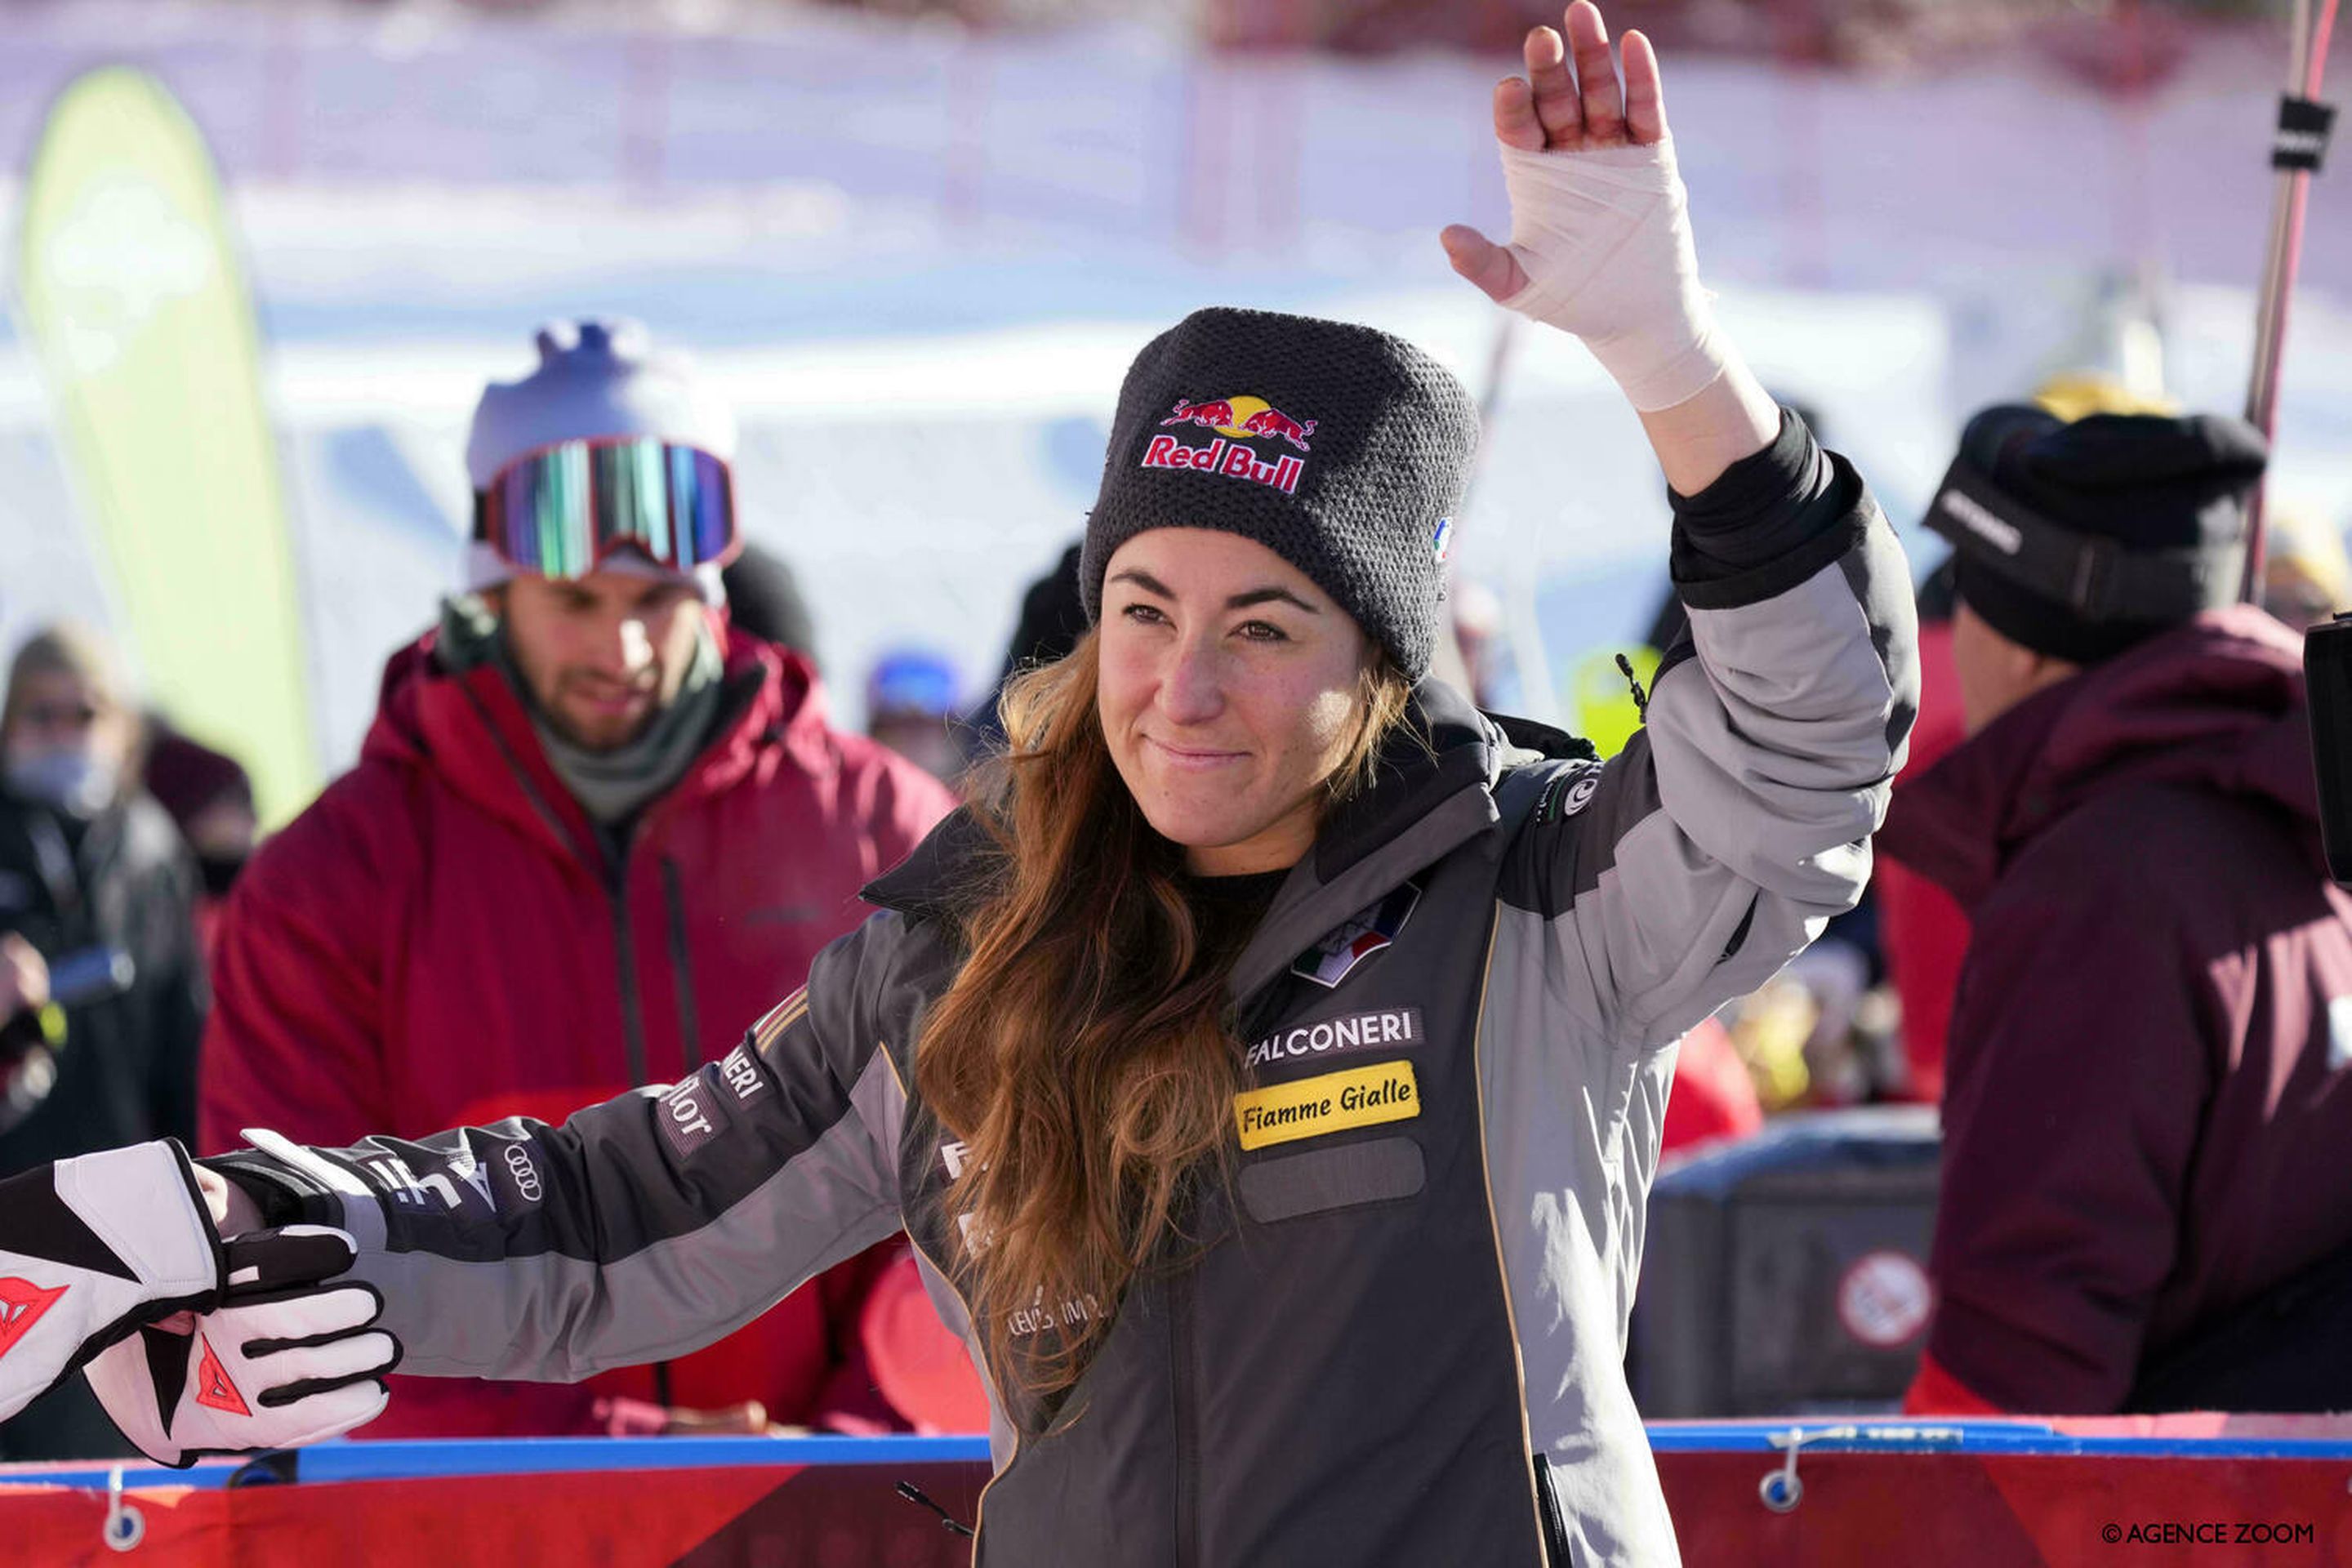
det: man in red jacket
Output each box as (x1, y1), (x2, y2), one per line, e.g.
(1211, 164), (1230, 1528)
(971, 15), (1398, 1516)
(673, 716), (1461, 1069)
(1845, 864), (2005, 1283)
(200, 318), (962, 1437)
(1885, 403), (2352, 1415)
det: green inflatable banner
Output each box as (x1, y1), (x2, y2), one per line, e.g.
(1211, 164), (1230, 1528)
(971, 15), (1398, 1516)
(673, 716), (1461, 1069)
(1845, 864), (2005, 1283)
(14, 67), (316, 825)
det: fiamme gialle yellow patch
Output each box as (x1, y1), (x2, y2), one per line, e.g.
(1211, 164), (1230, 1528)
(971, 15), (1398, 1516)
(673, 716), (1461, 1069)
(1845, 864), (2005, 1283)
(1233, 1061), (1419, 1152)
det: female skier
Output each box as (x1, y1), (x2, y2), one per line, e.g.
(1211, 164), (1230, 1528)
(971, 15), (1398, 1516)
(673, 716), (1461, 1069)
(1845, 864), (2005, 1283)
(0, 7), (1914, 1562)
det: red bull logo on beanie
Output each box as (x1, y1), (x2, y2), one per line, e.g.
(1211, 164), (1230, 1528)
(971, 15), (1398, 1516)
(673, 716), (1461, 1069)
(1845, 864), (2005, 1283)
(1162, 398), (1239, 434)
(1142, 434), (1307, 497)
(1160, 395), (1316, 451)
(1147, 394), (1316, 497)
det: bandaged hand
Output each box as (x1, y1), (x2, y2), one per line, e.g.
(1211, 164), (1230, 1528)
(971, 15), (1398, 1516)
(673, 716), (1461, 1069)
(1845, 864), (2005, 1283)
(1443, 2), (1729, 412)
(1495, 140), (1721, 411)
(84, 1232), (398, 1467)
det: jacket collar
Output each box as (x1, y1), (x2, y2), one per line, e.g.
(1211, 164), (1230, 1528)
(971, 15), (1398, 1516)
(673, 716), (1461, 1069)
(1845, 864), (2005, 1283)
(1227, 679), (1505, 1001)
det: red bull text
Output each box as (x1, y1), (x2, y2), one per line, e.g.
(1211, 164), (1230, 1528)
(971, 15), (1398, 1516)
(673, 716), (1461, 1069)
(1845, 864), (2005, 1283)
(1141, 434), (1305, 497)
(1146, 394), (1316, 495)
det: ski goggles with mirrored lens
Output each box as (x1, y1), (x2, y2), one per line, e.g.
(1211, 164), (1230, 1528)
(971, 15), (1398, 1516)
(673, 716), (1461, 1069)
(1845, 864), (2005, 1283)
(474, 438), (738, 580)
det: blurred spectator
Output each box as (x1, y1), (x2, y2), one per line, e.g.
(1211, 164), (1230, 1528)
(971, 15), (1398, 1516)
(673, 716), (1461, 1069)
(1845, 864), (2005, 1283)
(1658, 1016), (1763, 1159)
(0, 627), (203, 1166)
(200, 319), (973, 1439)
(1881, 371), (2191, 1103)
(0, 624), (206, 1459)
(722, 539), (819, 663)
(1887, 405), (2352, 1415)
(1450, 577), (1506, 708)
(960, 540), (1087, 758)
(2259, 501), (2351, 634)
(866, 646), (962, 782)
(141, 722), (258, 959)
(1872, 559), (1970, 1102)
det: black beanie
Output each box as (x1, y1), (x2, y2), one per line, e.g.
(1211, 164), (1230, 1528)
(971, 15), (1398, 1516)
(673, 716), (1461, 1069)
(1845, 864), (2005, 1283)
(1080, 307), (1480, 681)
(721, 541), (817, 660)
(1937, 405), (2267, 665)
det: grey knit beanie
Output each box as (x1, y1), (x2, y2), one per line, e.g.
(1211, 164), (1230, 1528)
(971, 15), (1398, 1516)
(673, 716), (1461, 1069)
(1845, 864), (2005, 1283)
(1080, 308), (1481, 680)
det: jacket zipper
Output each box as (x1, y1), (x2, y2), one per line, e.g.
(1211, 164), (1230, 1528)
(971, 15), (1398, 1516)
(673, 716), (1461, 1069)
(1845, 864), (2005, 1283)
(463, 677), (688, 1405)
(608, 841), (670, 1410)
(660, 858), (703, 1071)
(1171, 1268), (1200, 1568)
(456, 677), (651, 1089)
(606, 862), (652, 1092)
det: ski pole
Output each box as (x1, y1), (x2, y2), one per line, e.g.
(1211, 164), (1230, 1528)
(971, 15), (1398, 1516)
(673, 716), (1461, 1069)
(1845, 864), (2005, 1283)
(2240, 0), (2340, 602)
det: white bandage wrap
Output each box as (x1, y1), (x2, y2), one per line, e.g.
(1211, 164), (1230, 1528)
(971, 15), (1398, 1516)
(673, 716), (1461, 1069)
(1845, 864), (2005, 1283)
(1497, 136), (1726, 412)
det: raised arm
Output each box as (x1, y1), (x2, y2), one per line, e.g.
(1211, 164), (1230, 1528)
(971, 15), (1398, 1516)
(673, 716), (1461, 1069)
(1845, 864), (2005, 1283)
(1441, 1), (1780, 492)
(1457, 7), (1918, 1044)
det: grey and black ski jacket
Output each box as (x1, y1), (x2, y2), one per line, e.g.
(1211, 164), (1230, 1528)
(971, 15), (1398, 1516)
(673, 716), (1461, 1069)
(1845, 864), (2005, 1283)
(212, 418), (1916, 1566)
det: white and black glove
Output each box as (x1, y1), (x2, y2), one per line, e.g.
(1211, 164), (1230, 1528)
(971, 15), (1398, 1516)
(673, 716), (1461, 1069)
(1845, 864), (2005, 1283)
(85, 1227), (398, 1466)
(0, 1140), (226, 1423)
(0, 1140), (362, 1427)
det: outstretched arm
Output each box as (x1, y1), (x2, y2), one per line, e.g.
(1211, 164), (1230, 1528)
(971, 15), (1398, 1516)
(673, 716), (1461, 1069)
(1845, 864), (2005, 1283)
(198, 913), (915, 1387)
(1441, 2), (1780, 494)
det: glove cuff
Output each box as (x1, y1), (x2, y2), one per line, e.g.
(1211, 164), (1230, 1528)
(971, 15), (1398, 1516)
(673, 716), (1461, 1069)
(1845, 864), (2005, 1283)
(52, 1141), (223, 1304)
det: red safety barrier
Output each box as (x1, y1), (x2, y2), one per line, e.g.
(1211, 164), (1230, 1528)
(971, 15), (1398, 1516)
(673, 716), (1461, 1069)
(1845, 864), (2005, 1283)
(7, 1423), (2352, 1566)
(1, 1453), (989, 1568)
(1661, 1451), (2352, 1566)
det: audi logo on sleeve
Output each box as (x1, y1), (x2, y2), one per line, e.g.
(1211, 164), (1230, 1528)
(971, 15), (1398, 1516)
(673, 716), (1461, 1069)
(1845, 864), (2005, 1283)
(503, 1144), (544, 1205)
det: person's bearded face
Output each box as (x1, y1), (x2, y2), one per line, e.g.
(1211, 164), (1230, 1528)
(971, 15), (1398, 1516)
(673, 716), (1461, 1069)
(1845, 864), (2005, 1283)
(498, 569), (706, 751)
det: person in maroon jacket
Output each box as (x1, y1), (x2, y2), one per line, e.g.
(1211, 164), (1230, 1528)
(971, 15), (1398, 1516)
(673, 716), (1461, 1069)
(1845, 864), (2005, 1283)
(199, 318), (964, 1438)
(1873, 567), (1970, 1104)
(1884, 403), (2352, 1415)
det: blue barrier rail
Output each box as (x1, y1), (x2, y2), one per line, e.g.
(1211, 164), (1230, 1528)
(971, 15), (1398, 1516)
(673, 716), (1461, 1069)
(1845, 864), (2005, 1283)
(7, 1422), (2350, 1496)
(0, 1434), (993, 1492)
(1647, 1421), (2352, 1461)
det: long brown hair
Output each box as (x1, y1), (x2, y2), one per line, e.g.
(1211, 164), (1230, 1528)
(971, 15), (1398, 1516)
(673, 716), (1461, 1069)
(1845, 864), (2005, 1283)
(916, 626), (1410, 1402)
